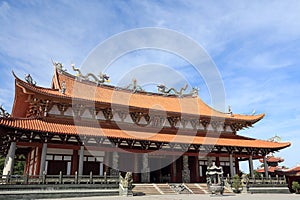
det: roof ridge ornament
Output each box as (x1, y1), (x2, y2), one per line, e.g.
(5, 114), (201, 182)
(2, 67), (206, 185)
(157, 84), (198, 97)
(71, 64), (110, 85)
(268, 134), (282, 142)
(25, 74), (36, 86)
(0, 105), (10, 118)
(52, 60), (67, 73)
(125, 79), (144, 93)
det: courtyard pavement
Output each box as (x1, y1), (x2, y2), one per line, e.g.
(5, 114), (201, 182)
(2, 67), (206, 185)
(44, 193), (300, 200)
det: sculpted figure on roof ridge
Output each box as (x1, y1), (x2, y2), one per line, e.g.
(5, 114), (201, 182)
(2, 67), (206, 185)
(0, 105), (10, 118)
(71, 64), (110, 85)
(25, 74), (36, 86)
(125, 79), (144, 93)
(157, 84), (198, 97)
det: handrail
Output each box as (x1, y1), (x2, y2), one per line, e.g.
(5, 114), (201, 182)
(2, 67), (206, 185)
(0, 172), (119, 185)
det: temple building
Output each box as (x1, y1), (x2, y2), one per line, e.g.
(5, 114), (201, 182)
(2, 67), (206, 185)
(0, 64), (291, 183)
(256, 154), (286, 177)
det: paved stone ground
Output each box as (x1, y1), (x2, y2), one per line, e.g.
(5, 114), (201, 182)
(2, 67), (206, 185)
(43, 193), (300, 200)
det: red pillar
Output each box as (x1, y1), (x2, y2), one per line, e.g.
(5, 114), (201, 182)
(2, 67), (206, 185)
(35, 146), (42, 176)
(194, 156), (200, 182)
(235, 157), (240, 175)
(24, 150), (31, 175)
(216, 157), (220, 167)
(133, 154), (139, 182)
(71, 149), (78, 175)
(31, 147), (36, 175)
(170, 156), (177, 182)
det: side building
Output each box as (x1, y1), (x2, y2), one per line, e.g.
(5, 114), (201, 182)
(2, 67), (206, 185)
(0, 65), (290, 183)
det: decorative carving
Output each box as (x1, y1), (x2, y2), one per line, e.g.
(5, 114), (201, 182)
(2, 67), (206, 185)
(0, 105), (10, 118)
(72, 64), (110, 85)
(125, 79), (144, 93)
(27, 98), (50, 118)
(120, 172), (133, 189)
(157, 84), (188, 96)
(167, 116), (180, 127)
(103, 108), (113, 120)
(52, 61), (66, 73)
(25, 74), (36, 86)
(61, 81), (66, 94)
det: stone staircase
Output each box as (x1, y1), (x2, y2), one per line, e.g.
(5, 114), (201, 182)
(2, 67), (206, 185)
(132, 184), (161, 196)
(133, 183), (234, 196)
(184, 183), (208, 194)
(156, 184), (177, 194)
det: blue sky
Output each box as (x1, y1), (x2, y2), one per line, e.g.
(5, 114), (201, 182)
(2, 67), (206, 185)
(1, 0), (300, 172)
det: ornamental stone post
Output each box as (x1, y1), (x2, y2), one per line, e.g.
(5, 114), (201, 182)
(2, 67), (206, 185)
(110, 151), (119, 176)
(182, 155), (190, 183)
(141, 153), (150, 183)
(78, 146), (84, 175)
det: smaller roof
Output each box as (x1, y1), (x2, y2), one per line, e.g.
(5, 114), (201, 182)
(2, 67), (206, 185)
(282, 165), (300, 176)
(259, 156), (284, 163)
(256, 166), (285, 173)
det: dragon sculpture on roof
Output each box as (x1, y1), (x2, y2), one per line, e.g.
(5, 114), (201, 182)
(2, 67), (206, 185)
(157, 84), (198, 97)
(71, 64), (110, 85)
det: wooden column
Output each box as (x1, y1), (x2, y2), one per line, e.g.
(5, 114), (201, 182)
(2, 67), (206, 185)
(216, 157), (220, 166)
(194, 155), (200, 182)
(71, 149), (78, 175)
(249, 155), (254, 178)
(229, 153), (234, 177)
(263, 156), (269, 177)
(24, 150), (31, 175)
(35, 146), (42, 176)
(171, 156), (177, 182)
(235, 157), (239, 175)
(39, 143), (47, 176)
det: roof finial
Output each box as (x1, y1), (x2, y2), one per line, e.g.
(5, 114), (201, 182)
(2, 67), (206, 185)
(228, 105), (233, 116)
(25, 74), (36, 86)
(0, 105), (10, 118)
(126, 78), (144, 93)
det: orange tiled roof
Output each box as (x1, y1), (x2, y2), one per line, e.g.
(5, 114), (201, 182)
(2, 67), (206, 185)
(256, 166), (284, 173)
(282, 165), (300, 175)
(259, 156), (284, 163)
(0, 117), (290, 150)
(13, 70), (265, 122)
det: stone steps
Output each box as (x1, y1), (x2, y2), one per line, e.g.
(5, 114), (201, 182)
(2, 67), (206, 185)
(156, 184), (177, 194)
(132, 184), (161, 196)
(184, 183), (207, 194)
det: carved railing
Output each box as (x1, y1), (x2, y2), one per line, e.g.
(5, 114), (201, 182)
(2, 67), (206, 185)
(0, 171), (119, 185)
(226, 175), (287, 186)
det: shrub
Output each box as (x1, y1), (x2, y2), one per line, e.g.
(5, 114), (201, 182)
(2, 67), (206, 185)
(292, 181), (300, 194)
(231, 174), (242, 193)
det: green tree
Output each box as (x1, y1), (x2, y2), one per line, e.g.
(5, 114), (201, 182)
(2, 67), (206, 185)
(0, 155), (25, 175)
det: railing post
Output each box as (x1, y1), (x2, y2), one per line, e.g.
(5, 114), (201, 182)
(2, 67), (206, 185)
(59, 171), (63, 184)
(5, 171), (10, 184)
(104, 171), (107, 183)
(42, 171), (46, 184)
(24, 173), (29, 184)
(89, 171), (93, 184)
(75, 171), (78, 184)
